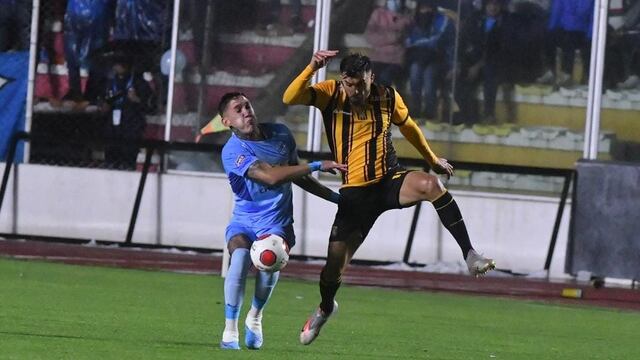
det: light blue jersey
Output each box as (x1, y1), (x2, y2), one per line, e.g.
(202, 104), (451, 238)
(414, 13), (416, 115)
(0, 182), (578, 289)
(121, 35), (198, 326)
(220, 123), (298, 348)
(221, 123), (299, 234)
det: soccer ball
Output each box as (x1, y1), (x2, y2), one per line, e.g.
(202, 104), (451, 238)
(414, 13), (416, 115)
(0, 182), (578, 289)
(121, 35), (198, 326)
(250, 234), (289, 272)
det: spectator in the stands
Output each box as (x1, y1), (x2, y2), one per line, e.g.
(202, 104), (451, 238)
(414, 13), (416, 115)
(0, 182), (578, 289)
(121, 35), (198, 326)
(535, 0), (594, 87)
(101, 52), (155, 170)
(112, 0), (171, 74)
(178, 0), (209, 70)
(506, 1), (547, 84)
(614, 0), (640, 90)
(112, 0), (171, 107)
(62, 0), (114, 104)
(404, 0), (455, 121)
(508, 0), (549, 11)
(455, 0), (517, 125)
(263, 0), (305, 34)
(214, 0), (257, 34)
(0, 0), (31, 52)
(364, 0), (411, 89)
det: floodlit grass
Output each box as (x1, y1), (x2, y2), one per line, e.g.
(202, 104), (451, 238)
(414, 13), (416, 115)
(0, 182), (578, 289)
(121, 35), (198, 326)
(1, 258), (639, 359)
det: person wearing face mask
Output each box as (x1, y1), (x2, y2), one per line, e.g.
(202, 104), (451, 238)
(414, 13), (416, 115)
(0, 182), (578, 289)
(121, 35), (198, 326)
(364, 0), (412, 88)
(283, 51), (495, 345)
(404, 0), (455, 121)
(455, 0), (518, 125)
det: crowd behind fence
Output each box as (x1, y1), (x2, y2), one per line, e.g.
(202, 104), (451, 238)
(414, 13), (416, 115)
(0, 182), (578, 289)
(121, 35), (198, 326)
(0, 130), (574, 272)
(0, 0), (638, 193)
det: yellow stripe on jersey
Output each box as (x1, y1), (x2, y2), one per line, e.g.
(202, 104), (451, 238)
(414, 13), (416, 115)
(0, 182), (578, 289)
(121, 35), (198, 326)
(311, 81), (407, 187)
(282, 65), (439, 187)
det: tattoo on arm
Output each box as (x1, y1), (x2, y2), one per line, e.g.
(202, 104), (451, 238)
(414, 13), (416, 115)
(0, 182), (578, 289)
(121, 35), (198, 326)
(246, 160), (270, 181)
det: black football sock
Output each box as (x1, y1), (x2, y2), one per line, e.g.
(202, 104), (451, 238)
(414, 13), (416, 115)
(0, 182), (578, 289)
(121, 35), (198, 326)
(432, 191), (473, 259)
(319, 268), (341, 314)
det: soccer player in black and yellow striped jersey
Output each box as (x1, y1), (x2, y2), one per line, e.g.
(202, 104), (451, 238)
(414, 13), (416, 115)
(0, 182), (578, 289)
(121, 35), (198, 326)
(283, 50), (496, 345)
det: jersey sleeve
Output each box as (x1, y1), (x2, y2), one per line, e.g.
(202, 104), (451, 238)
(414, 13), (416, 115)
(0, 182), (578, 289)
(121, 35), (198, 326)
(221, 141), (259, 178)
(287, 130), (300, 166)
(283, 65), (337, 111)
(310, 80), (337, 111)
(390, 89), (410, 126)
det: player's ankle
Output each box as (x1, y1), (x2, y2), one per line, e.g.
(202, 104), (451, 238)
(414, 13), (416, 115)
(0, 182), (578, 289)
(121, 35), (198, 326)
(222, 329), (239, 342)
(319, 301), (334, 315)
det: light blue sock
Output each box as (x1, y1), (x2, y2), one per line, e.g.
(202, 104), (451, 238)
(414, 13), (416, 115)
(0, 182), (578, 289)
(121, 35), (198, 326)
(224, 248), (251, 322)
(252, 270), (280, 311)
(244, 270), (279, 349)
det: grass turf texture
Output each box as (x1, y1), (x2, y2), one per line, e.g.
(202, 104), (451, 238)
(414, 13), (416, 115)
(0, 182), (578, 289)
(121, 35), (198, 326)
(1, 258), (639, 359)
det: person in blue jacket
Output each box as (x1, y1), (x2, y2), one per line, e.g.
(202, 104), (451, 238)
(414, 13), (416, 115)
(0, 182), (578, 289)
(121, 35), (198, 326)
(63, 0), (114, 103)
(455, 0), (518, 124)
(113, 0), (171, 73)
(100, 52), (155, 169)
(404, 0), (455, 121)
(537, 0), (594, 86)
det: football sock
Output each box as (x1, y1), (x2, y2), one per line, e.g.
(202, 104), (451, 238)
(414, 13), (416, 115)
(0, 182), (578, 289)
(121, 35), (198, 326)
(245, 270), (279, 337)
(252, 270), (280, 313)
(223, 248), (251, 338)
(432, 191), (473, 259)
(319, 269), (341, 314)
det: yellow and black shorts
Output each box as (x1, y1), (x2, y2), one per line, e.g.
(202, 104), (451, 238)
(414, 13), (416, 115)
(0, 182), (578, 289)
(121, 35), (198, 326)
(330, 167), (412, 243)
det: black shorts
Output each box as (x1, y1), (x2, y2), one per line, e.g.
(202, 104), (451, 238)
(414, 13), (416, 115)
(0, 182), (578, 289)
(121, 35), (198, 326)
(330, 167), (412, 243)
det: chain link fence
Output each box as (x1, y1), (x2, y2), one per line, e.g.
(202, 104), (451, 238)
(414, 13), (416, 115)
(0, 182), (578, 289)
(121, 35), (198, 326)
(1, 0), (31, 163)
(20, 0), (318, 172)
(29, 0), (172, 170)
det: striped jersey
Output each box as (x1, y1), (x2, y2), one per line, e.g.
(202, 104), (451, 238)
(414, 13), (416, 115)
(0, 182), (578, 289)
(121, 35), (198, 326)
(309, 80), (409, 187)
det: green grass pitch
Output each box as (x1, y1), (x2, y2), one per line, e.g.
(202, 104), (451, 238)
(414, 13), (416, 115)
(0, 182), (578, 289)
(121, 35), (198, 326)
(1, 258), (639, 359)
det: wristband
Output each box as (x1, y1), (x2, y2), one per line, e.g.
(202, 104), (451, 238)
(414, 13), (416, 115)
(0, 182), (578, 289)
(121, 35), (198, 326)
(308, 161), (322, 172)
(329, 191), (340, 204)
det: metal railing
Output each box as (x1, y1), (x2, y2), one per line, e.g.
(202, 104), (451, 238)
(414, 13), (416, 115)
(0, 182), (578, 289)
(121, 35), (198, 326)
(0, 131), (575, 271)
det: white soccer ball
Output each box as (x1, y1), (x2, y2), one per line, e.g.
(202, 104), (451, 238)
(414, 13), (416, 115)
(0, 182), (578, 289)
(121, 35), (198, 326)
(250, 234), (289, 272)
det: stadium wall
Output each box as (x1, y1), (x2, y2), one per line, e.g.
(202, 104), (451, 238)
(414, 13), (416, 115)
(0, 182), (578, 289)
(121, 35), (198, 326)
(0, 164), (570, 276)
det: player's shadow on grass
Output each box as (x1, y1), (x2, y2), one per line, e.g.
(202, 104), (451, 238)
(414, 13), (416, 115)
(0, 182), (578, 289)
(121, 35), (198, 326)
(0, 330), (213, 348)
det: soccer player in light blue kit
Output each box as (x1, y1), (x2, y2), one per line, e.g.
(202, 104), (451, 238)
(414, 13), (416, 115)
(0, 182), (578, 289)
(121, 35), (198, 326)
(218, 92), (346, 350)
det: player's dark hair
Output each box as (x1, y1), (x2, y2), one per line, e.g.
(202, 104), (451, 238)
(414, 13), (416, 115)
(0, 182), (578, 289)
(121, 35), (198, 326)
(217, 92), (246, 116)
(339, 53), (372, 77)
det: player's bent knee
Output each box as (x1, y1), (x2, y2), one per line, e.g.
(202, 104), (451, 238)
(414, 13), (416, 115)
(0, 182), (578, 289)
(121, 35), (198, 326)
(228, 235), (251, 254)
(416, 174), (445, 200)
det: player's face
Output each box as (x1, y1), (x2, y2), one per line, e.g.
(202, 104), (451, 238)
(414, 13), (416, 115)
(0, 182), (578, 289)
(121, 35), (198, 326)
(341, 70), (373, 107)
(222, 96), (258, 137)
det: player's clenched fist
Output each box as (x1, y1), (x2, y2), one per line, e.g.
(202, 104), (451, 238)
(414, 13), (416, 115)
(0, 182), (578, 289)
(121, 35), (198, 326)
(310, 50), (339, 70)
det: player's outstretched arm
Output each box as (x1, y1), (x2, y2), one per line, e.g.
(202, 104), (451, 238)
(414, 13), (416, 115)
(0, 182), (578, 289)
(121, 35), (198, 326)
(282, 50), (339, 105)
(293, 175), (340, 204)
(397, 118), (454, 177)
(247, 160), (346, 187)
(308, 49), (339, 71)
